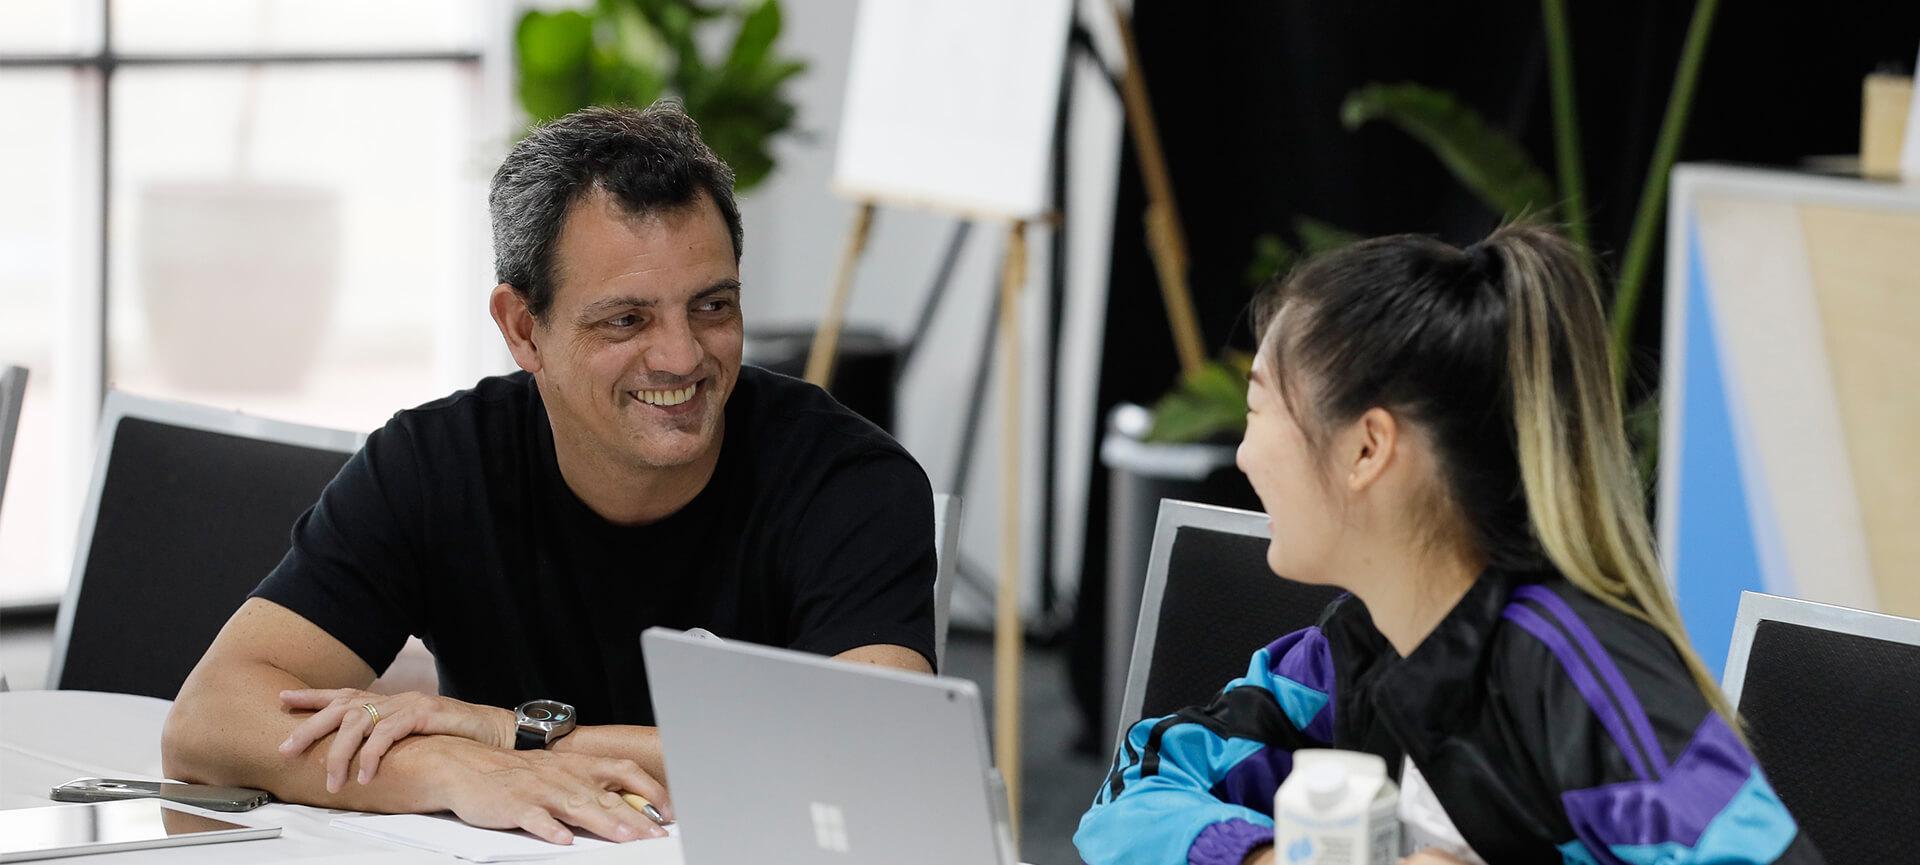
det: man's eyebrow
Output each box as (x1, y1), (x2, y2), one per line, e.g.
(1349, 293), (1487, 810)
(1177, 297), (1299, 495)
(693, 278), (743, 299)
(575, 295), (654, 321)
(574, 279), (741, 321)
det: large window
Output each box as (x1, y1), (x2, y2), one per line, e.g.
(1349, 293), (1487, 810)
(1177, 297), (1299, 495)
(0, 2), (512, 607)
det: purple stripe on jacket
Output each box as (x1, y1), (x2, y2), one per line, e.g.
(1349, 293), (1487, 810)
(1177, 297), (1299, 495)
(1502, 603), (1654, 781)
(1211, 746), (1293, 812)
(1187, 819), (1274, 865)
(1266, 627), (1336, 742)
(1512, 585), (1670, 777)
(1561, 714), (1756, 847)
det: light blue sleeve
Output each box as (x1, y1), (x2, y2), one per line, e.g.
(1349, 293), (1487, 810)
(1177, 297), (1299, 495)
(1074, 628), (1336, 865)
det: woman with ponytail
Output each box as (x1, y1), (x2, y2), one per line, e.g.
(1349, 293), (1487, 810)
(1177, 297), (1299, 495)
(1075, 225), (1821, 865)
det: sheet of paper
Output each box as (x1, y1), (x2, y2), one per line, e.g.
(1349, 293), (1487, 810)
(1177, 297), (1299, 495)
(832, 0), (1074, 219)
(330, 813), (677, 863)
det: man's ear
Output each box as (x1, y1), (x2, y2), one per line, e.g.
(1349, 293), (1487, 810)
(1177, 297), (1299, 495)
(1344, 407), (1399, 493)
(490, 284), (542, 374)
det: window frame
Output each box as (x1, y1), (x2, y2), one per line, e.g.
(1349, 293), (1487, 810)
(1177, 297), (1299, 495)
(0, 2), (507, 611)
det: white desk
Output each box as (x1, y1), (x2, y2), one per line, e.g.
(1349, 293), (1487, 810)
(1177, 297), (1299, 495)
(0, 691), (678, 864)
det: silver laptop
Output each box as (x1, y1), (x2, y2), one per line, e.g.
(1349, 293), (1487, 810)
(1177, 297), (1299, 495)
(642, 627), (1017, 865)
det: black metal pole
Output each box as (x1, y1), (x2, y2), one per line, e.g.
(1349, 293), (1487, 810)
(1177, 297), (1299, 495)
(96, 0), (112, 410)
(948, 261), (1003, 501)
(1037, 17), (1079, 625)
(896, 220), (974, 380)
(945, 266), (1005, 601)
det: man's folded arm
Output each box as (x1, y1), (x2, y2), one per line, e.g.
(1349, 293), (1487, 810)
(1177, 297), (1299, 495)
(166, 597), (672, 849)
(162, 597), (454, 812)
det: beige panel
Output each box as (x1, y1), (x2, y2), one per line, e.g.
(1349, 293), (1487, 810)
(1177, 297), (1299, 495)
(1799, 205), (1920, 619)
(1861, 74), (1914, 179)
(1694, 197), (1877, 611)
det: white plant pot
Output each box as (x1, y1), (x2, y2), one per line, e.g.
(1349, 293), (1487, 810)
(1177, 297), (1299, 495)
(138, 182), (340, 391)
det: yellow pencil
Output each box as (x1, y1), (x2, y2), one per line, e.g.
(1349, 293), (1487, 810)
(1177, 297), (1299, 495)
(620, 792), (671, 826)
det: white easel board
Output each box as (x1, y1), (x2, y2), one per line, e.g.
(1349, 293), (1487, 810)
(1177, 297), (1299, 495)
(832, 0), (1075, 220)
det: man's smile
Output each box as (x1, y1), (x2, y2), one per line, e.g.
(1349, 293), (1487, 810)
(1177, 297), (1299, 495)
(626, 379), (710, 418)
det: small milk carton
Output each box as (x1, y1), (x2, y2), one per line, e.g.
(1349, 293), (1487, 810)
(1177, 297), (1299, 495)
(1272, 750), (1400, 865)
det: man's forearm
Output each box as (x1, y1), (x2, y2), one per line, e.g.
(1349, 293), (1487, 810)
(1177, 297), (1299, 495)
(549, 725), (667, 783)
(541, 645), (926, 784)
(163, 657), (457, 813)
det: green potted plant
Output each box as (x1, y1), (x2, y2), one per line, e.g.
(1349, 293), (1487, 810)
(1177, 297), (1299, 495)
(514, 0), (806, 192)
(1144, 0), (1721, 486)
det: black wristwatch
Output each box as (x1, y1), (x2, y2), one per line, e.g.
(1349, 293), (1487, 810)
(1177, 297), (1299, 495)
(513, 700), (577, 750)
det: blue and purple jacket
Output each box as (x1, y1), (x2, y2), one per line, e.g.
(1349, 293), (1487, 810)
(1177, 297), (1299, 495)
(1076, 571), (1823, 865)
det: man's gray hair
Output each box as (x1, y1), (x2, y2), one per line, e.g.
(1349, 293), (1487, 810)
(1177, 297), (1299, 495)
(489, 102), (743, 321)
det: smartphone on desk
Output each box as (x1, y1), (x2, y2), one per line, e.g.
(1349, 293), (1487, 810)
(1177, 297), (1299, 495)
(51, 778), (271, 812)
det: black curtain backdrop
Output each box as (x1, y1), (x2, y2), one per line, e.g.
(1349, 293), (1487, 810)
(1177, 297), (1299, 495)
(1067, 0), (1920, 748)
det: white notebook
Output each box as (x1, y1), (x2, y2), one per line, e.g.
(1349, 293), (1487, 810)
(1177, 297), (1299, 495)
(331, 813), (678, 863)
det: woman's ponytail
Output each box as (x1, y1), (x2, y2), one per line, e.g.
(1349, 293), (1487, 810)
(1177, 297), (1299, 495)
(1488, 223), (1738, 724)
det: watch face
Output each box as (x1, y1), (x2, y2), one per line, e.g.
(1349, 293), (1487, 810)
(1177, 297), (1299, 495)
(518, 700), (574, 728)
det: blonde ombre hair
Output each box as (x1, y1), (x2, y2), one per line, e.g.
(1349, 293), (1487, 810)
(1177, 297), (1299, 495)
(1256, 222), (1735, 723)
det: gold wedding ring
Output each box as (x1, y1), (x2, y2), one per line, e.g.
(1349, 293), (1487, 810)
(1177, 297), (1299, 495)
(362, 702), (380, 723)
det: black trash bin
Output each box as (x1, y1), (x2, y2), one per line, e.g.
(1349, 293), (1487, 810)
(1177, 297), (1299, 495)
(744, 326), (900, 435)
(1086, 403), (1258, 744)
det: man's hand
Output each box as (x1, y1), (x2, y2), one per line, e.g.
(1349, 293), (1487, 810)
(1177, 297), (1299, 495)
(426, 739), (674, 845)
(278, 688), (513, 791)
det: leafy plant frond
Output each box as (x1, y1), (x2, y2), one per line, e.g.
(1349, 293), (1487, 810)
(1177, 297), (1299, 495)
(515, 0), (804, 193)
(1342, 83), (1558, 219)
(1145, 354), (1255, 444)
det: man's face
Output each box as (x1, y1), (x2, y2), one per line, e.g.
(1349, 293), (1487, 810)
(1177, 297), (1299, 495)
(533, 187), (742, 470)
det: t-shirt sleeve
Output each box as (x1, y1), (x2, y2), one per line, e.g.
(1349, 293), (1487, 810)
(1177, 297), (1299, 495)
(781, 450), (937, 669)
(250, 420), (428, 676)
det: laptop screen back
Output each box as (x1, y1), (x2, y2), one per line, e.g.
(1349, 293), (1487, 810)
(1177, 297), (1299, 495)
(642, 628), (1012, 865)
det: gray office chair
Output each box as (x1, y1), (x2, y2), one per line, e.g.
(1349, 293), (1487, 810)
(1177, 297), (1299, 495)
(932, 493), (961, 674)
(49, 393), (361, 699)
(0, 365), (27, 519)
(1111, 500), (1345, 749)
(1723, 592), (1920, 864)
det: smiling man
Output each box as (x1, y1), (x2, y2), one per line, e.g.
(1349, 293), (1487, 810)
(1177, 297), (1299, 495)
(162, 104), (936, 846)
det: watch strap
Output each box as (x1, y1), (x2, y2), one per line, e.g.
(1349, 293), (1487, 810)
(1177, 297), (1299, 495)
(515, 726), (547, 751)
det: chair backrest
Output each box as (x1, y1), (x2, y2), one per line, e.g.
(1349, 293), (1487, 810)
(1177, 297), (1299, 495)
(48, 393), (361, 698)
(0, 365), (27, 517)
(932, 493), (962, 673)
(1723, 591), (1920, 863)
(1113, 500), (1345, 747)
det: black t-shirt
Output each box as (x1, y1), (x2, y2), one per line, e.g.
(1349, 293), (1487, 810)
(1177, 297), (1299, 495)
(252, 365), (936, 726)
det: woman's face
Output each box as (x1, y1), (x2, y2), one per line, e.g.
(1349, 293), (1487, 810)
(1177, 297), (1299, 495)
(1236, 348), (1345, 585)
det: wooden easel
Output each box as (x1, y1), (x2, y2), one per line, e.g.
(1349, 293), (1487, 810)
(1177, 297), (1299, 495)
(802, 203), (876, 389)
(804, 205), (1037, 842)
(802, 0), (1202, 843)
(1106, 0), (1206, 380)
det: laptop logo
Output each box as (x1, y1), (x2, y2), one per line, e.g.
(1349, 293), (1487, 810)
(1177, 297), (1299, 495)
(810, 802), (850, 853)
